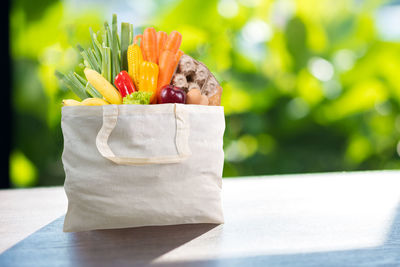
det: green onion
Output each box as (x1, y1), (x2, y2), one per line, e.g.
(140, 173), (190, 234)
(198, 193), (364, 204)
(55, 71), (89, 100)
(117, 31), (121, 51)
(72, 72), (102, 98)
(111, 14), (120, 80)
(87, 48), (101, 72)
(56, 14), (126, 100)
(85, 82), (103, 98)
(102, 45), (112, 83)
(104, 22), (112, 50)
(89, 28), (102, 63)
(102, 28), (108, 47)
(73, 72), (87, 85)
(130, 24), (134, 44)
(77, 44), (101, 72)
(91, 48), (100, 65)
(120, 22), (131, 71)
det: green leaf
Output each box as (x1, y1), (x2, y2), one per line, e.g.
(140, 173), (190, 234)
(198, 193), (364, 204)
(122, 91), (152, 105)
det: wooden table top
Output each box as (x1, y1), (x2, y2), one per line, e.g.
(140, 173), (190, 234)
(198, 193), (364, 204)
(1, 171), (400, 266)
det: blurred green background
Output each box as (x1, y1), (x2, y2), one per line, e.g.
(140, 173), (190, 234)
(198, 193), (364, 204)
(10, 0), (400, 187)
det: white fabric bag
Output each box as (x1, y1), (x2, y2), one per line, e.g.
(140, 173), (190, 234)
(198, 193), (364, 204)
(61, 103), (225, 232)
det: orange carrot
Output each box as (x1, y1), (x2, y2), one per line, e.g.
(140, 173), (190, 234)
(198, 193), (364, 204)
(175, 50), (184, 62)
(163, 31), (182, 54)
(142, 28), (157, 63)
(135, 34), (145, 59)
(172, 50), (184, 74)
(156, 31), (168, 64)
(157, 50), (177, 102)
(134, 34), (142, 45)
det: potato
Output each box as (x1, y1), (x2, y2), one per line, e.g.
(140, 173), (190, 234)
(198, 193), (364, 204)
(186, 88), (202, 104)
(199, 95), (209, 105)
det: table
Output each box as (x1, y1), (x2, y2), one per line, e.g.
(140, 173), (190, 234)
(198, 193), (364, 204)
(1, 171), (400, 266)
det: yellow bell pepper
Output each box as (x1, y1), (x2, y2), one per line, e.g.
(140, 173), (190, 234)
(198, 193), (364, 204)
(139, 61), (159, 104)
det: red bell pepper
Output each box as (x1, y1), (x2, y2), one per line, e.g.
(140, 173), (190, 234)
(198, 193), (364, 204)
(114, 71), (136, 97)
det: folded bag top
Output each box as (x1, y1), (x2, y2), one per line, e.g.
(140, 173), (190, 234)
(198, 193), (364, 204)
(61, 104), (225, 232)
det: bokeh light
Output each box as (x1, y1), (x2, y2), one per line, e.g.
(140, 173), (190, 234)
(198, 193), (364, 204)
(8, 0), (400, 187)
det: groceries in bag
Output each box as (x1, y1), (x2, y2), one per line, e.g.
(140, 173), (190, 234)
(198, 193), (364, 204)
(56, 14), (222, 107)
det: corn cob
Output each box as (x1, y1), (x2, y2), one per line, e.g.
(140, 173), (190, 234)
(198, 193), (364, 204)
(127, 44), (143, 89)
(138, 61), (159, 104)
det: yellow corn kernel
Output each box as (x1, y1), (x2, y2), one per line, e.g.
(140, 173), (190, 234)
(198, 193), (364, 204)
(127, 44), (143, 89)
(139, 61), (159, 104)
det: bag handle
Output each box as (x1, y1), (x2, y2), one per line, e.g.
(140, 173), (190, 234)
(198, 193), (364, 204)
(96, 104), (191, 165)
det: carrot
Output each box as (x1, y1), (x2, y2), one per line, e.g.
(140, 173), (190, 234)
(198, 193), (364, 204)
(142, 28), (157, 63)
(175, 50), (184, 63)
(134, 34), (142, 45)
(172, 50), (184, 76)
(157, 50), (177, 102)
(134, 34), (146, 60)
(163, 31), (182, 54)
(156, 31), (168, 64)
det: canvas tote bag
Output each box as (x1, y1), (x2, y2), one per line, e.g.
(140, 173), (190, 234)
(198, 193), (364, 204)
(61, 103), (225, 232)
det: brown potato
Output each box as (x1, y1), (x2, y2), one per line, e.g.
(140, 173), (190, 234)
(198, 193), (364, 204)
(186, 88), (202, 104)
(199, 95), (209, 105)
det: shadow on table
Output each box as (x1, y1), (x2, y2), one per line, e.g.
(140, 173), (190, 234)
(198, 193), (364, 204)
(0, 216), (218, 267)
(70, 222), (218, 266)
(158, 203), (400, 267)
